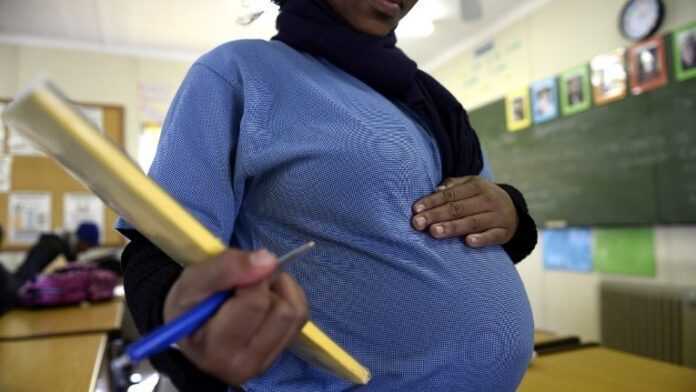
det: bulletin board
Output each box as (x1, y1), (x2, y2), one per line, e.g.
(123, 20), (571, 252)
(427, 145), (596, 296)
(0, 97), (126, 250)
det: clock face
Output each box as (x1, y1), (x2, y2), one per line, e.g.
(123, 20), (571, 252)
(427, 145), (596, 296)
(620, 0), (665, 41)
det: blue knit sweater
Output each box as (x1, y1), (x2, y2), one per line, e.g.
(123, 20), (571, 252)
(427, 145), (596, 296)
(119, 39), (533, 391)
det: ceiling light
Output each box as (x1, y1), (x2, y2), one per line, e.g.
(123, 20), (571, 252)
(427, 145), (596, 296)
(396, 16), (435, 38)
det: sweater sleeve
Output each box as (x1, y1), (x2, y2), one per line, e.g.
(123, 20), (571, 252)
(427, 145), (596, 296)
(116, 60), (246, 391)
(478, 154), (538, 264)
(498, 183), (538, 264)
(120, 230), (229, 392)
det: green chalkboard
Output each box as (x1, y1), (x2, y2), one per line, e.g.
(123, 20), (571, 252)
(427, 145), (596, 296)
(470, 75), (696, 226)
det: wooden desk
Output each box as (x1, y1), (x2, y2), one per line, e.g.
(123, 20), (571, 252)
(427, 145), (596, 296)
(0, 299), (124, 340)
(519, 347), (696, 392)
(0, 333), (107, 392)
(533, 330), (559, 345)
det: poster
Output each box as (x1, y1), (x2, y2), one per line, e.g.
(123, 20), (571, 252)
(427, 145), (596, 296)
(594, 228), (656, 277)
(543, 228), (593, 272)
(77, 105), (104, 133)
(8, 192), (52, 244)
(505, 86), (531, 132)
(63, 193), (104, 242)
(673, 21), (696, 82)
(591, 49), (627, 105)
(8, 125), (44, 156)
(530, 78), (559, 124)
(138, 82), (175, 125)
(0, 102), (7, 151)
(629, 36), (668, 95)
(559, 65), (592, 116)
(0, 156), (11, 192)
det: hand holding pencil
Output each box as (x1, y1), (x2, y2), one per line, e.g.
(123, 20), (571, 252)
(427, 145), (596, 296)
(163, 248), (309, 385)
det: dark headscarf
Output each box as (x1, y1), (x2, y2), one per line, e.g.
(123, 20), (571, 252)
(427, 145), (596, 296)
(272, 0), (483, 178)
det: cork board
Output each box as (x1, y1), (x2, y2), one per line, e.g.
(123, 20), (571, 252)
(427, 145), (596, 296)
(0, 97), (126, 250)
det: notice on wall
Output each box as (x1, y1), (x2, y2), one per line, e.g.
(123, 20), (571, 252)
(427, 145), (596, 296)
(0, 102), (8, 151)
(8, 126), (44, 156)
(0, 156), (12, 192)
(543, 228), (593, 273)
(63, 193), (104, 241)
(138, 82), (175, 125)
(594, 228), (656, 277)
(8, 192), (52, 244)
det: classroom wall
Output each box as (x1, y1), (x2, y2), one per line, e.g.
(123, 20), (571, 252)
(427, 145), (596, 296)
(0, 44), (191, 158)
(431, 0), (696, 341)
(0, 44), (191, 270)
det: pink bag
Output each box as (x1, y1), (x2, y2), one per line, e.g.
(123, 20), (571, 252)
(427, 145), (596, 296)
(18, 264), (118, 307)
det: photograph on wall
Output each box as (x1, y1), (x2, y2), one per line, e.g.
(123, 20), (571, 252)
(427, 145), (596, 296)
(0, 157), (12, 193)
(8, 192), (52, 245)
(591, 49), (627, 105)
(505, 87), (531, 132)
(673, 22), (696, 81)
(628, 36), (668, 95)
(530, 78), (558, 124)
(559, 65), (591, 116)
(63, 193), (104, 242)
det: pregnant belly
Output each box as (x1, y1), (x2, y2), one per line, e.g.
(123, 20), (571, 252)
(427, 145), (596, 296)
(294, 243), (534, 392)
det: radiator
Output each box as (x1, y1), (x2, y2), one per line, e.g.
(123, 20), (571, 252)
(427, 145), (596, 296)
(600, 280), (696, 369)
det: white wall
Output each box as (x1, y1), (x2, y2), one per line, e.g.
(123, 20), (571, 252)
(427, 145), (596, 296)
(431, 0), (696, 341)
(0, 44), (191, 157)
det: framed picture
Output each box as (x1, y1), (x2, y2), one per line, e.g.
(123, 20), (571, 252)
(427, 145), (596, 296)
(628, 36), (667, 95)
(505, 87), (531, 132)
(530, 78), (558, 124)
(673, 21), (696, 81)
(591, 49), (627, 105)
(559, 65), (591, 116)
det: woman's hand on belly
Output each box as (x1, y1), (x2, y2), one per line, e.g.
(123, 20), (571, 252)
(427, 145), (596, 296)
(411, 176), (518, 248)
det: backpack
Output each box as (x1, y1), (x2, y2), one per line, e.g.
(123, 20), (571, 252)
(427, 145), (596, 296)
(17, 264), (118, 307)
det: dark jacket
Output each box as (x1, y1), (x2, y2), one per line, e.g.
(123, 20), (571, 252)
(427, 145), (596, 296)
(13, 233), (76, 283)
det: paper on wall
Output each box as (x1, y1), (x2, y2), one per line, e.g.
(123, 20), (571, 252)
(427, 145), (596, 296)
(8, 192), (52, 244)
(63, 193), (104, 242)
(9, 125), (44, 156)
(0, 156), (11, 192)
(0, 103), (7, 152)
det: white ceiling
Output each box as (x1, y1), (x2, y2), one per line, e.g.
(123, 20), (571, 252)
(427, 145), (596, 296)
(0, 0), (546, 67)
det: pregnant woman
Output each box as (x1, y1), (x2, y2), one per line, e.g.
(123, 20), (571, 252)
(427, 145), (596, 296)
(119, 0), (537, 390)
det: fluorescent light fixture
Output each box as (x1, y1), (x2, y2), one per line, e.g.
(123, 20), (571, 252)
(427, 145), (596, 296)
(396, 1), (448, 39)
(397, 14), (435, 38)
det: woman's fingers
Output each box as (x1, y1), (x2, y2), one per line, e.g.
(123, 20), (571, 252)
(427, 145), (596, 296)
(246, 273), (309, 371)
(412, 177), (481, 214)
(412, 195), (491, 231)
(166, 249), (278, 318)
(437, 176), (475, 191)
(411, 176), (519, 246)
(465, 228), (511, 248)
(205, 282), (273, 347)
(426, 212), (500, 239)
